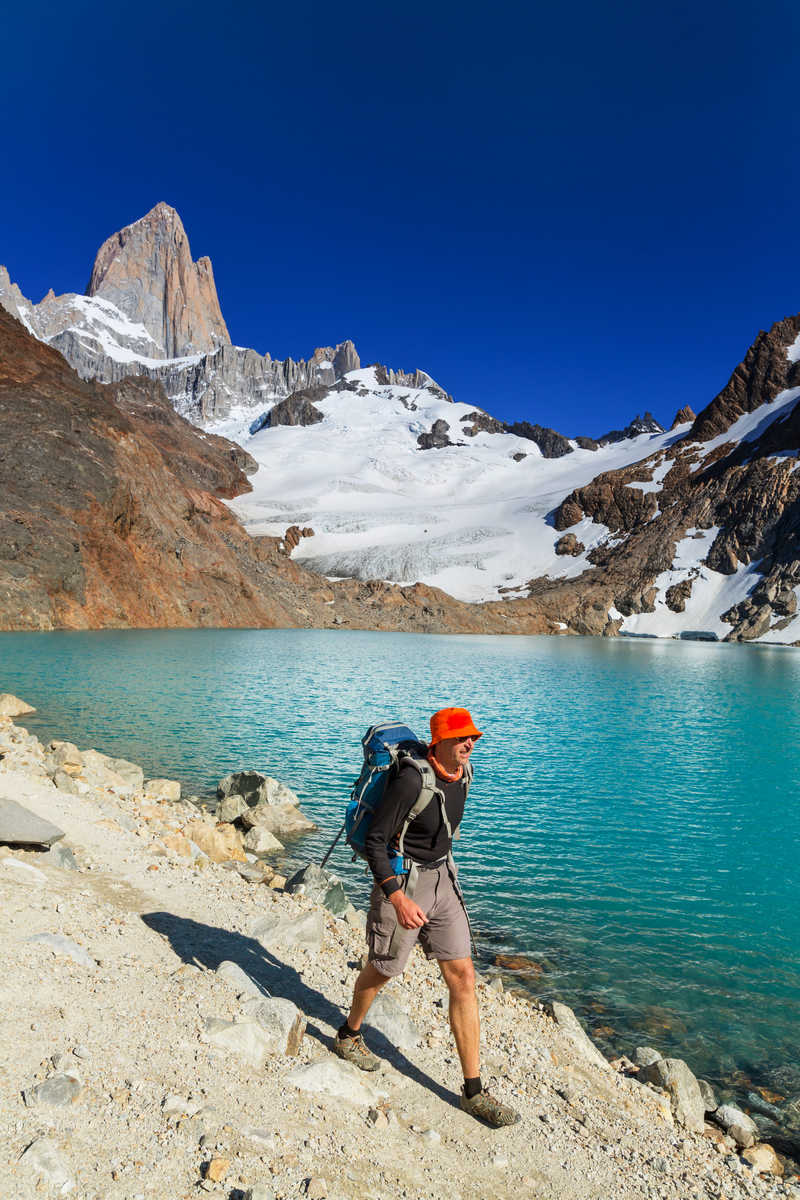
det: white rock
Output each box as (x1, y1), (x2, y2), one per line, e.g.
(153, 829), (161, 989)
(162, 1093), (201, 1117)
(365, 992), (420, 1050)
(252, 909), (325, 953)
(216, 960), (270, 998)
(1, 857), (47, 884)
(18, 1136), (73, 1194)
(547, 1001), (611, 1071)
(0, 693), (35, 717)
(246, 997), (306, 1055)
(200, 1018), (274, 1068)
(144, 777), (181, 801)
(715, 1104), (758, 1148)
(244, 1186), (276, 1200)
(285, 1058), (389, 1106)
(243, 827), (284, 854)
(26, 933), (96, 969)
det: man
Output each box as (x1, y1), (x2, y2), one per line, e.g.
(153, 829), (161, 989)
(333, 706), (519, 1127)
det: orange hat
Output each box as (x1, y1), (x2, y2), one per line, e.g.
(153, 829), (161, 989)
(429, 707), (483, 745)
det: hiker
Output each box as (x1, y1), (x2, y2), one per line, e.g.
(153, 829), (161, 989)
(334, 706), (519, 1127)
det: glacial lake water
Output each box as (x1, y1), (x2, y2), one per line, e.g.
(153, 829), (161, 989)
(2, 628), (799, 1112)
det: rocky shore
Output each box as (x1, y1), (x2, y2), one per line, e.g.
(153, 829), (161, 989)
(1, 693), (798, 1200)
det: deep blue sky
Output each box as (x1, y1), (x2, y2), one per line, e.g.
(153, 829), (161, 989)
(4, 0), (799, 436)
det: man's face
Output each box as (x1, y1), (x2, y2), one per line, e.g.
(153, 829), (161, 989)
(438, 734), (476, 765)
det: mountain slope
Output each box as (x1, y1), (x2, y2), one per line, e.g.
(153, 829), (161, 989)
(546, 314), (800, 642)
(216, 368), (686, 604)
(0, 308), (562, 635)
(3, 203), (800, 644)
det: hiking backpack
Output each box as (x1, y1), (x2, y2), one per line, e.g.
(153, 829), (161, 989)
(343, 720), (472, 875)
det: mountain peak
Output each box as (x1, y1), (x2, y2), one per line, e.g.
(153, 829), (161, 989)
(86, 204), (230, 358)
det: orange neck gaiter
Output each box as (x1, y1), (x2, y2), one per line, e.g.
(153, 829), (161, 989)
(427, 748), (463, 783)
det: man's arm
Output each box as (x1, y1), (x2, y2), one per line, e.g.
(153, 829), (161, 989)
(364, 766), (420, 897)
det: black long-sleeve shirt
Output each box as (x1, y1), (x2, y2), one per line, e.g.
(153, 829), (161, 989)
(365, 762), (468, 897)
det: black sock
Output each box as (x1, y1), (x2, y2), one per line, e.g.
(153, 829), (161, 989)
(464, 1076), (482, 1099)
(338, 1021), (360, 1040)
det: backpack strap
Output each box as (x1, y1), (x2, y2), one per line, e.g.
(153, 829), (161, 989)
(449, 758), (473, 841)
(394, 757), (449, 858)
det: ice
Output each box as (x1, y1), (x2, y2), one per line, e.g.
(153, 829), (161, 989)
(221, 368), (686, 604)
(619, 527), (758, 639)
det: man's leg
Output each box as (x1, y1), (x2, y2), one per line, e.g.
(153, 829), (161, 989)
(439, 957), (480, 1078)
(347, 962), (391, 1030)
(439, 956), (520, 1126)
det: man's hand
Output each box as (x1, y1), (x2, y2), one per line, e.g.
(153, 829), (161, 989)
(390, 889), (427, 929)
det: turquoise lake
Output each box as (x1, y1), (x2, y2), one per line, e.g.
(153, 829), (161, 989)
(2, 628), (799, 1111)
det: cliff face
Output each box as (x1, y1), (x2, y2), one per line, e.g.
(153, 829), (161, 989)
(86, 202), (230, 358)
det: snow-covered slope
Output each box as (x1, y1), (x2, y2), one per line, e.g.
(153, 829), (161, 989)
(214, 367), (686, 603)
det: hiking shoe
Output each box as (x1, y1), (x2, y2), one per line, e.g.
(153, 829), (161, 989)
(460, 1087), (520, 1127)
(332, 1031), (381, 1072)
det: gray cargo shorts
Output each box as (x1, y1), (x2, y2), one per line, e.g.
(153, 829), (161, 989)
(366, 859), (471, 978)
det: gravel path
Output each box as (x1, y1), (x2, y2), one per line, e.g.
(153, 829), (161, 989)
(1, 713), (797, 1200)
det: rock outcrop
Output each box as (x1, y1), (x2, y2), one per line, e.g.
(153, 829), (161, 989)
(504, 421), (573, 458)
(598, 412), (666, 445)
(417, 419), (452, 450)
(267, 387), (325, 427)
(86, 202), (230, 358)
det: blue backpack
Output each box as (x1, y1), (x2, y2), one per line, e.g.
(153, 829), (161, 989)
(341, 721), (471, 875)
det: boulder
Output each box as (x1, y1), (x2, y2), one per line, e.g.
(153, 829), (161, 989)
(80, 749), (133, 793)
(252, 909), (325, 954)
(184, 820), (246, 863)
(0, 693), (35, 717)
(244, 997), (306, 1055)
(545, 1001), (611, 1071)
(633, 1046), (663, 1068)
(243, 827), (284, 854)
(217, 792), (248, 823)
(105, 755), (145, 790)
(45, 741), (83, 774)
(221, 859), (274, 883)
(555, 533), (585, 556)
(697, 1078), (718, 1112)
(18, 1136), (73, 1193)
(161, 832), (194, 857)
(216, 960), (270, 999)
(27, 933), (96, 969)
(218, 770), (301, 808)
(715, 1104), (758, 1148)
(286, 864), (349, 916)
(240, 801), (316, 838)
(0, 798), (65, 847)
(365, 992), (420, 1050)
(640, 1058), (705, 1132)
(200, 1018), (275, 1069)
(144, 777), (181, 801)
(417, 419), (452, 450)
(741, 1143), (784, 1176)
(285, 1058), (388, 1105)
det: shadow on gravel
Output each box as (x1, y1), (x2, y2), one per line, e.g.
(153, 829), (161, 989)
(141, 911), (455, 1105)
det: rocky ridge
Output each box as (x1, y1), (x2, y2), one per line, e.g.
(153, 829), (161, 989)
(538, 313), (800, 641)
(1, 702), (797, 1200)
